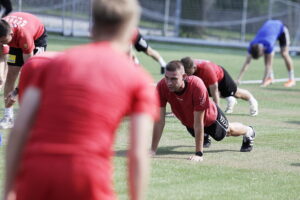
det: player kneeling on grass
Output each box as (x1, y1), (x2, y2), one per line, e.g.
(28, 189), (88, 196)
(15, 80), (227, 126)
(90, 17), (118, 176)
(181, 57), (258, 116)
(150, 61), (256, 162)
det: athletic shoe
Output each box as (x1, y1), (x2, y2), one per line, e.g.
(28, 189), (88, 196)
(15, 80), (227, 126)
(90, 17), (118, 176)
(240, 126), (256, 152)
(0, 116), (14, 129)
(249, 101), (258, 116)
(283, 79), (296, 87)
(204, 134), (211, 148)
(260, 78), (273, 87)
(225, 98), (237, 114)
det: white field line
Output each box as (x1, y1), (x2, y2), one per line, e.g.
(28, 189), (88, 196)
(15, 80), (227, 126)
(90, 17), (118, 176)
(240, 77), (300, 84)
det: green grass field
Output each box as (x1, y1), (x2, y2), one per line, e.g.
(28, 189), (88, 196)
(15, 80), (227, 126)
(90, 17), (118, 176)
(1, 35), (300, 200)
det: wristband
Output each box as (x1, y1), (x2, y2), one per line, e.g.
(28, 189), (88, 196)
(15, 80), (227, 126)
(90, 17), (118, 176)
(195, 151), (203, 157)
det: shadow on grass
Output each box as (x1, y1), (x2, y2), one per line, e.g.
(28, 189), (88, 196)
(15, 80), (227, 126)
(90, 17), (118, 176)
(286, 120), (300, 125)
(291, 163), (300, 167)
(115, 146), (240, 158)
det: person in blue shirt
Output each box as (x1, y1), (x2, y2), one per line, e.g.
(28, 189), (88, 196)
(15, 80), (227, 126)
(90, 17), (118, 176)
(237, 20), (295, 87)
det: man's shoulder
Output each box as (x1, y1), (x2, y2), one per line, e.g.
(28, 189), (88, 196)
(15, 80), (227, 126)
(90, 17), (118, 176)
(187, 76), (208, 93)
(187, 76), (204, 86)
(157, 78), (166, 88)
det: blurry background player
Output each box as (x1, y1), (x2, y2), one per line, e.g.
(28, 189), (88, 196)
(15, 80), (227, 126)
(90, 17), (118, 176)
(0, 0), (12, 17)
(237, 20), (295, 87)
(3, 0), (158, 200)
(4, 52), (60, 109)
(0, 42), (9, 91)
(181, 57), (258, 116)
(181, 57), (258, 148)
(151, 61), (256, 162)
(0, 0), (11, 97)
(0, 12), (47, 129)
(132, 29), (167, 74)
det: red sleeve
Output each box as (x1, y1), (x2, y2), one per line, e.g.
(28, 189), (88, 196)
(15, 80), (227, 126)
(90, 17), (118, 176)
(192, 78), (210, 111)
(201, 63), (218, 86)
(18, 58), (44, 101)
(29, 59), (52, 92)
(131, 68), (160, 120)
(18, 59), (32, 100)
(156, 79), (167, 107)
(17, 28), (35, 54)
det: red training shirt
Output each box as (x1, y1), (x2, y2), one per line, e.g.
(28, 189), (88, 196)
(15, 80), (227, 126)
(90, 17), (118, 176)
(4, 12), (45, 53)
(18, 51), (60, 101)
(193, 59), (224, 88)
(18, 42), (159, 200)
(157, 76), (217, 128)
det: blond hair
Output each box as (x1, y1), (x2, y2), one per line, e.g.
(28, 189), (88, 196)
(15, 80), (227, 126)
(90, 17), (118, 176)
(92, 0), (140, 38)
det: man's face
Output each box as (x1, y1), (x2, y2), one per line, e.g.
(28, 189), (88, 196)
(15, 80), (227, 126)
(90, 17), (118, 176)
(0, 33), (12, 45)
(185, 65), (196, 76)
(165, 69), (185, 92)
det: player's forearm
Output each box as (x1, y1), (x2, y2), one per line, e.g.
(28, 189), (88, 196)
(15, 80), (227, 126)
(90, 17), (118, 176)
(0, 55), (8, 87)
(237, 56), (251, 81)
(209, 85), (220, 105)
(237, 63), (248, 81)
(151, 120), (165, 153)
(129, 114), (153, 200)
(129, 149), (149, 200)
(4, 88), (41, 196)
(194, 125), (204, 153)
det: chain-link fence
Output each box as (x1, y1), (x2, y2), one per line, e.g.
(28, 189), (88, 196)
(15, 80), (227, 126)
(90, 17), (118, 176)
(8, 0), (300, 49)
(10, 0), (91, 36)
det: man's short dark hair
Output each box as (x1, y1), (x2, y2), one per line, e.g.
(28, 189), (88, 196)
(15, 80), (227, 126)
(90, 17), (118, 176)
(166, 60), (184, 72)
(250, 44), (261, 59)
(0, 19), (11, 38)
(180, 57), (194, 70)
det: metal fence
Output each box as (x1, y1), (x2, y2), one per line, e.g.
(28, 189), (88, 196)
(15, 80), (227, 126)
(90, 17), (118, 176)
(9, 0), (300, 49)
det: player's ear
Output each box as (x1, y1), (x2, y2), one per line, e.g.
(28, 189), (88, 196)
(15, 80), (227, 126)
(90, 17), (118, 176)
(182, 73), (188, 80)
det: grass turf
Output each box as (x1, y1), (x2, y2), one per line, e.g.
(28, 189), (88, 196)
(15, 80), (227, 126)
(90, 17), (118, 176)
(0, 34), (300, 199)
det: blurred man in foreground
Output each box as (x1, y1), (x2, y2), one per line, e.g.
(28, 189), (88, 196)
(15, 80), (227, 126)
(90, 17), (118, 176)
(3, 1), (158, 200)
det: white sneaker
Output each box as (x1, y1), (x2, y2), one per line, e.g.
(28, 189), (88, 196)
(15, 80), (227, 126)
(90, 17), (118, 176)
(0, 116), (14, 129)
(225, 97), (237, 114)
(249, 101), (258, 116)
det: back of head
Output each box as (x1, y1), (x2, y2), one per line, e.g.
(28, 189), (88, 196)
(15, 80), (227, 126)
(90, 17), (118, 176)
(250, 44), (262, 59)
(92, 0), (140, 40)
(0, 19), (11, 38)
(166, 60), (185, 74)
(180, 57), (194, 71)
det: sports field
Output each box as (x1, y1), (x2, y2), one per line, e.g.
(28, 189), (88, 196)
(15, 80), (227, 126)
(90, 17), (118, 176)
(1, 35), (300, 200)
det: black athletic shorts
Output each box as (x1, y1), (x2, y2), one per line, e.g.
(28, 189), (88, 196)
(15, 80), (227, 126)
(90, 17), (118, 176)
(7, 28), (48, 67)
(218, 67), (237, 97)
(186, 105), (229, 141)
(134, 32), (148, 52)
(278, 26), (290, 48)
